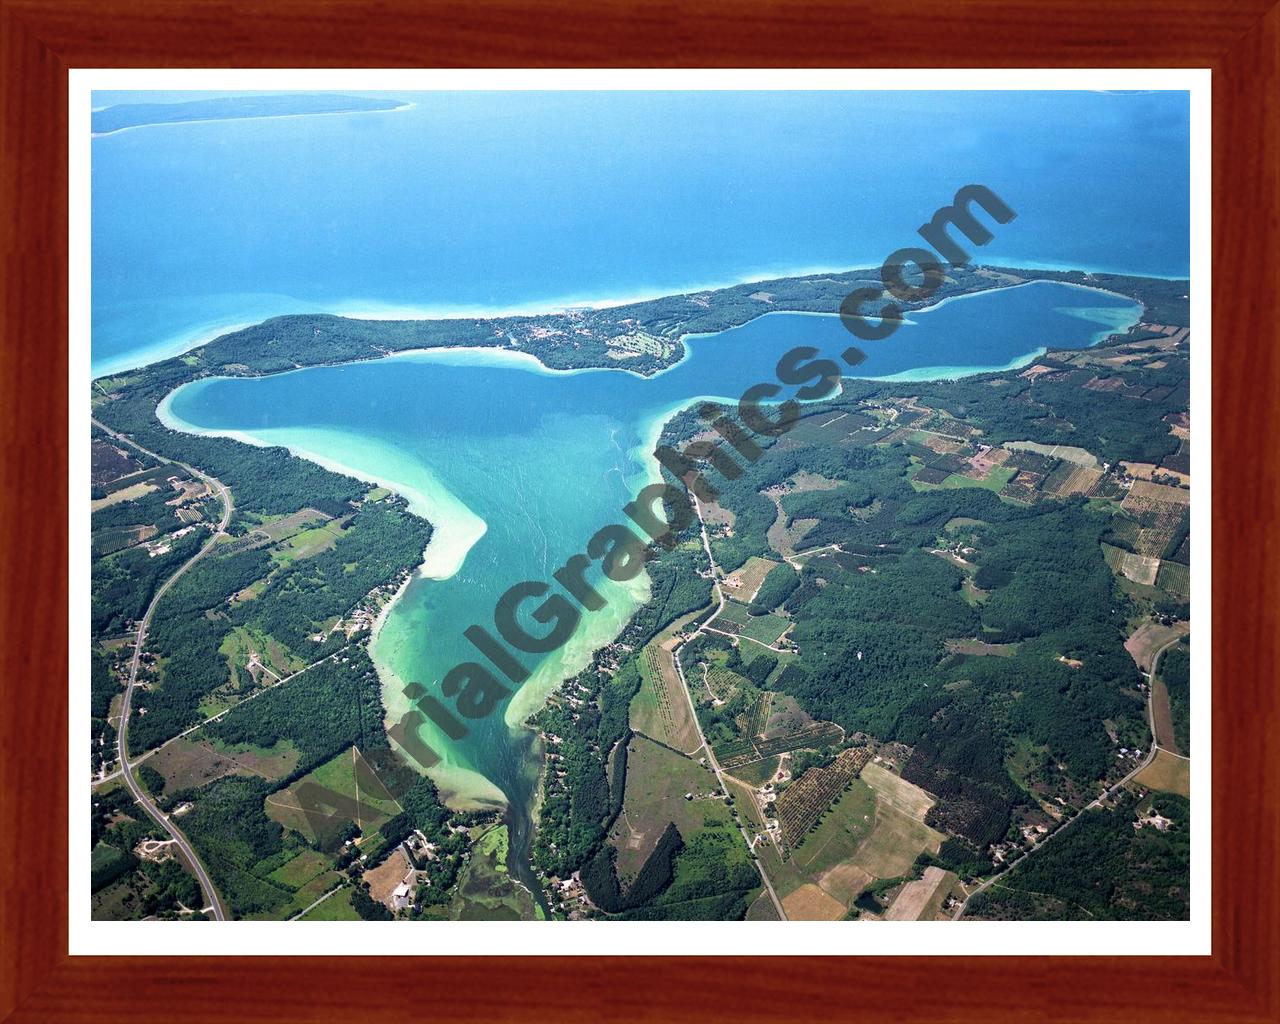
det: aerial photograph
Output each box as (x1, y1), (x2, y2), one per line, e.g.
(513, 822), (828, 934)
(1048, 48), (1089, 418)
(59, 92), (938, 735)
(87, 86), (1194, 925)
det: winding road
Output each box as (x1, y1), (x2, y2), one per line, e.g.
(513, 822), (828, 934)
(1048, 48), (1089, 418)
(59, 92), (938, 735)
(93, 418), (231, 920)
(666, 496), (788, 919)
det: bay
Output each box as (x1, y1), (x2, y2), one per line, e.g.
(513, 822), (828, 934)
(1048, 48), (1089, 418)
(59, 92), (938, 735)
(159, 281), (1140, 893)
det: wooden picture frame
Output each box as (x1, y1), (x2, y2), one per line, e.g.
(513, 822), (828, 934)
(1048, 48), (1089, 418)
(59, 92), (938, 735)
(2, 2), (1275, 1020)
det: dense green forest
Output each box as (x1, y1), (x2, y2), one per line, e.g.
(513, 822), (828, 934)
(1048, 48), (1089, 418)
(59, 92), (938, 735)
(967, 793), (1190, 920)
(1162, 641), (1192, 755)
(172, 648), (465, 919)
(124, 499), (429, 753)
(90, 789), (204, 919)
(202, 648), (389, 776)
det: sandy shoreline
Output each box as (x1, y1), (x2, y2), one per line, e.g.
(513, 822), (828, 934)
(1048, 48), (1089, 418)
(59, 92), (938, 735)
(100, 264), (1153, 385)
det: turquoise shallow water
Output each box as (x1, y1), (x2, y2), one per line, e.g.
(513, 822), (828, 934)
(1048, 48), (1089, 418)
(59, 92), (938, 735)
(161, 282), (1140, 835)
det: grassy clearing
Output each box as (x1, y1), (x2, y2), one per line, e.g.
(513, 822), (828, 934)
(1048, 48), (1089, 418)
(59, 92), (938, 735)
(629, 635), (701, 753)
(1124, 619), (1190, 672)
(266, 849), (332, 889)
(1149, 677), (1181, 755)
(723, 556), (780, 602)
(91, 481), (162, 511)
(265, 746), (402, 846)
(714, 600), (790, 647)
(299, 886), (360, 920)
(1134, 749), (1190, 798)
(911, 465), (1017, 494)
(861, 761), (935, 821)
(781, 883), (846, 920)
(608, 734), (723, 882)
(945, 638), (1019, 657)
(268, 518), (346, 565)
(884, 866), (956, 921)
(790, 777), (877, 867)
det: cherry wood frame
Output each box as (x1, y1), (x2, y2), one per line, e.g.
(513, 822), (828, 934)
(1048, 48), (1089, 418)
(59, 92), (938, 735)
(3, 1), (1276, 1020)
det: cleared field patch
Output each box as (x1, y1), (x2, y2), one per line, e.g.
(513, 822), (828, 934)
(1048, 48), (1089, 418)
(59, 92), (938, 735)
(269, 518), (348, 565)
(90, 481), (159, 511)
(788, 779), (878, 903)
(265, 746), (402, 848)
(1125, 620), (1191, 673)
(914, 463), (1017, 494)
(884, 866), (956, 921)
(91, 438), (145, 487)
(1115, 550), (1160, 585)
(777, 748), (872, 847)
(1042, 463), (1104, 498)
(700, 499), (736, 529)
(148, 734), (298, 793)
(723, 556), (780, 602)
(258, 508), (332, 541)
(854, 803), (944, 879)
(1004, 440), (1099, 468)
(745, 888), (782, 920)
(766, 501), (817, 557)
(862, 761), (936, 822)
(713, 600), (791, 647)
(1134, 748), (1191, 798)
(945, 638), (1019, 657)
(1124, 479), (1191, 508)
(299, 887), (360, 921)
(267, 849), (332, 889)
(945, 516), (990, 532)
(1149, 676), (1181, 755)
(630, 636), (701, 753)
(761, 693), (813, 738)
(726, 755), (781, 788)
(607, 734), (722, 882)
(365, 847), (414, 911)
(781, 883), (846, 921)
(146, 737), (244, 792)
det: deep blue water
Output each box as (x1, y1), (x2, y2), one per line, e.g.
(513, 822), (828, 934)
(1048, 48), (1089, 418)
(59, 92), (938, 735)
(92, 90), (1190, 376)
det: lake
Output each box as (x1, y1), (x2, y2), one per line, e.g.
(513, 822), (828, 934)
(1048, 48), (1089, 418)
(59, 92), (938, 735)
(159, 282), (1141, 894)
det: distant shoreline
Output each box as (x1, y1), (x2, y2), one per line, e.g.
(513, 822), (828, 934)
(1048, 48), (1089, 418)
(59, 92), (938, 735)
(95, 263), (1175, 383)
(91, 100), (414, 138)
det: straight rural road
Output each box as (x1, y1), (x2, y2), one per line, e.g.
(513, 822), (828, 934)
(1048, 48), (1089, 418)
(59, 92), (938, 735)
(952, 632), (1186, 920)
(93, 417), (231, 921)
